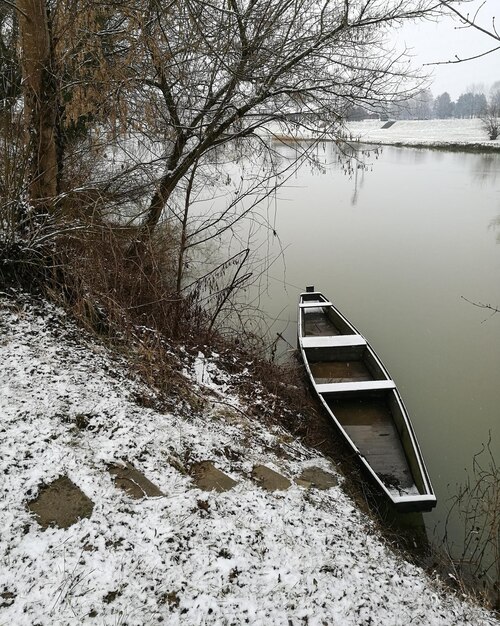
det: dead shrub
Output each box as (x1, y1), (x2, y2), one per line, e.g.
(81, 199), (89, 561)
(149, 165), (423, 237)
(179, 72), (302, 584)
(442, 436), (500, 611)
(40, 222), (190, 395)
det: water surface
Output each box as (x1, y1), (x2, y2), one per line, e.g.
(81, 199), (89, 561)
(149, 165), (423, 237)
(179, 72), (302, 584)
(259, 143), (500, 545)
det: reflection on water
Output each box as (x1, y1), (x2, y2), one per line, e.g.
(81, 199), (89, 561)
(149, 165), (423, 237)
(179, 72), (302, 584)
(491, 214), (500, 243)
(473, 153), (500, 185)
(255, 142), (500, 555)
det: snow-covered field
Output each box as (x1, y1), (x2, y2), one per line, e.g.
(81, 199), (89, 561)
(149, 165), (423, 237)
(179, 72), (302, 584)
(346, 118), (500, 148)
(262, 118), (500, 149)
(0, 292), (498, 625)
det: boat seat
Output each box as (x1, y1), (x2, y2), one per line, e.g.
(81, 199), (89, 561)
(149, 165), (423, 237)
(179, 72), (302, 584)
(315, 380), (396, 394)
(299, 301), (333, 308)
(301, 335), (366, 348)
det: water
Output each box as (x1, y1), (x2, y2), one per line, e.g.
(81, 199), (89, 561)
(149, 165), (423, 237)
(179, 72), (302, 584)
(252, 142), (500, 547)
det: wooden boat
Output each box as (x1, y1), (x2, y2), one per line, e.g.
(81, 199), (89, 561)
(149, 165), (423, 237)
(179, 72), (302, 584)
(298, 287), (436, 512)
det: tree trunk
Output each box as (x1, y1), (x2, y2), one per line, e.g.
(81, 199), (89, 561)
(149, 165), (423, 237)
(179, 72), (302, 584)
(17, 0), (58, 212)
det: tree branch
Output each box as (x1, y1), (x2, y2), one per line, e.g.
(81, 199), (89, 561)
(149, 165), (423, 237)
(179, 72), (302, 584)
(429, 1), (499, 65)
(461, 295), (500, 319)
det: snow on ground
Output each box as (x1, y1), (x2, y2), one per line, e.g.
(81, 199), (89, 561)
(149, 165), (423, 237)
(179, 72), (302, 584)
(260, 118), (500, 149)
(346, 119), (500, 148)
(0, 292), (498, 625)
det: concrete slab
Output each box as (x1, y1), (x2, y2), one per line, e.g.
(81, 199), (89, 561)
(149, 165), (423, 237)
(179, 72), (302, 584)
(191, 461), (238, 492)
(27, 476), (94, 529)
(252, 465), (291, 491)
(298, 467), (338, 490)
(108, 462), (164, 499)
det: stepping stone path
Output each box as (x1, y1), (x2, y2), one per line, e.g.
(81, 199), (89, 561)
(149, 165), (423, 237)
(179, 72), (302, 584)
(252, 464), (291, 491)
(27, 476), (94, 529)
(190, 461), (238, 492)
(26, 462), (337, 531)
(108, 462), (164, 499)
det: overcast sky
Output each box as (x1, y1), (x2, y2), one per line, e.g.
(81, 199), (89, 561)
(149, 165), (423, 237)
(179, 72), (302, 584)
(396, 0), (499, 100)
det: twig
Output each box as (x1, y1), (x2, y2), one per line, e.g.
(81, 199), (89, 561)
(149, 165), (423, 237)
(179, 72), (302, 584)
(461, 296), (500, 322)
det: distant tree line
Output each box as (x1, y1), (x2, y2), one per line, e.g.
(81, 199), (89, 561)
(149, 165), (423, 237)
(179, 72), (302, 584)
(348, 81), (500, 121)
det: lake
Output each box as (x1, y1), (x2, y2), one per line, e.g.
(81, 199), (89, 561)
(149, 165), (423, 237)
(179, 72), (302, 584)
(249, 141), (500, 550)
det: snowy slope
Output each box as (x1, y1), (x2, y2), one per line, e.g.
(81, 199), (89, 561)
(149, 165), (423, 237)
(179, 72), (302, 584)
(346, 119), (500, 148)
(0, 292), (497, 625)
(260, 118), (500, 149)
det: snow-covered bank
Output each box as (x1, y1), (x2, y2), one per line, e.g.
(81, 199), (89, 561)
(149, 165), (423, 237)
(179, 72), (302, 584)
(346, 119), (500, 150)
(261, 118), (500, 150)
(0, 292), (498, 625)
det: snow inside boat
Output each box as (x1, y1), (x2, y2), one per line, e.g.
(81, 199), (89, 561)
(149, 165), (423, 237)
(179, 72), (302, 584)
(298, 288), (436, 512)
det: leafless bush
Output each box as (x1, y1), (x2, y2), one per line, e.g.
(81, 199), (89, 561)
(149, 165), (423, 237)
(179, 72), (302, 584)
(53, 223), (174, 330)
(481, 106), (500, 140)
(443, 436), (499, 611)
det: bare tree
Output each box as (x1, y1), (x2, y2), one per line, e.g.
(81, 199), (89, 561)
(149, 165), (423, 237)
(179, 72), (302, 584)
(489, 80), (500, 107)
(11, 0), (460, 231)
(6, 0), (468, 330)
(10, 0), (137, 215)
(16, 0), (58, 211)
(434, 1), (499, 64)
(0, 5), (20, 110)
(122, 0), (448, 242)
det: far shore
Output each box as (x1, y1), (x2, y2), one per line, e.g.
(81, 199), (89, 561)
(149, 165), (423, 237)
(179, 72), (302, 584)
(351, 140), (500, 153)
(347, 119), (500, 152)
(262, 118), (500, 153)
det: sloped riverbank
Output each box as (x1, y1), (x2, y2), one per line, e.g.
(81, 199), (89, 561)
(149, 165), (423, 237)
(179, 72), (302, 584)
(0, 291), (498, 625)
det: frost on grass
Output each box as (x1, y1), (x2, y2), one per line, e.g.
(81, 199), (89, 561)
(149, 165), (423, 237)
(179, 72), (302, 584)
(0, 292), (498, 625)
